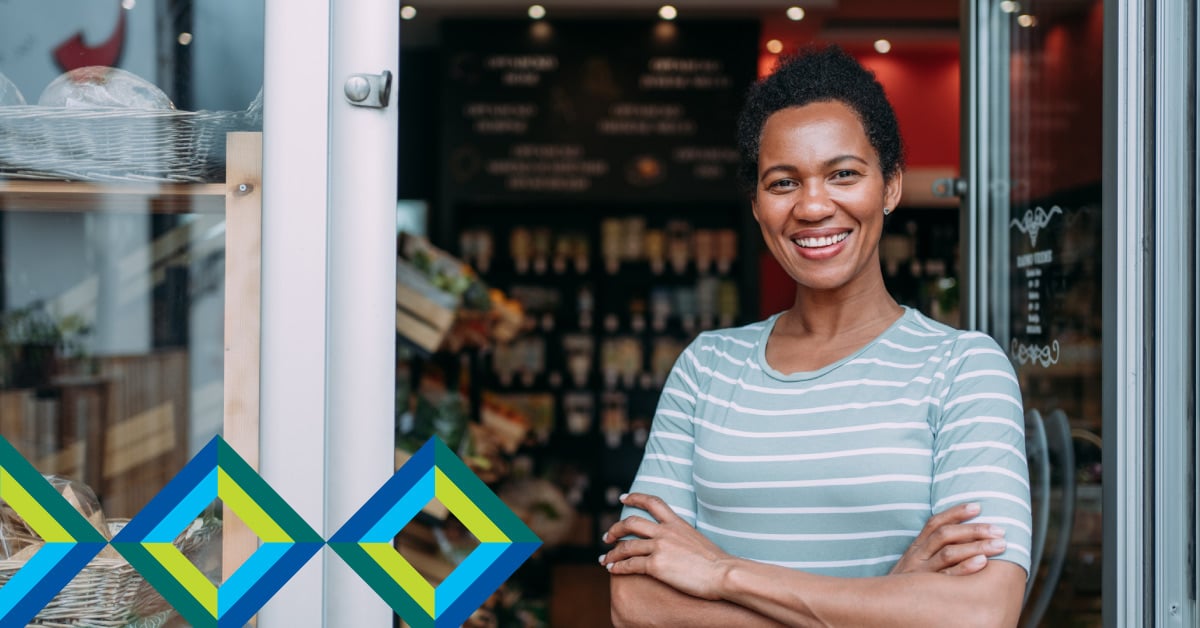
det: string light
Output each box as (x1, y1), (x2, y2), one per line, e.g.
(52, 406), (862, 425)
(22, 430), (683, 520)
(1017, 14), (1037, 27)
(874, 39), (892, 54)
(658, 5), (677, 20)
(177, 32), (193, 46)
(400, 5), (416, 20)
(786, 6), (805, 21)
(999, 1), (1021, 13)
(528, 5), (546, 20)
(766, 39), (783, 54)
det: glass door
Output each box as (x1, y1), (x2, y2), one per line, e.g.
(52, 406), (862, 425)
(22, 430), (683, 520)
(0, 1), (399, 626)
(962, 1), (1105, 625)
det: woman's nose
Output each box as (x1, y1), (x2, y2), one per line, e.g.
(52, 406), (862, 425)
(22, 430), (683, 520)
(791, 185), (836, 222)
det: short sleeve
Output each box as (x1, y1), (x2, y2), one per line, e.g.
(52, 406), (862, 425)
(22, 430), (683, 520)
(619, 337), (704, 526)
(931, 333), (1033, 575)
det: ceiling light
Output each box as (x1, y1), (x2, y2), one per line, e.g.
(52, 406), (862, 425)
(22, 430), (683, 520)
(400, 5), (416, 19)
(786, 6), (805, 21)
(1017, 14), (1037, 27)
(874, 39), (892, 54)
(999, 1), (1021, 13)
(177, 32), (193, 46)
(766, 39), (783, 54)
(528, 4), (546, 19)
(658, 5), (677, 20)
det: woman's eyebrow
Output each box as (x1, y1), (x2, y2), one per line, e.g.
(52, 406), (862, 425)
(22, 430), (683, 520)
(759, 164), (797, 180)
(821, 155), (870, 168)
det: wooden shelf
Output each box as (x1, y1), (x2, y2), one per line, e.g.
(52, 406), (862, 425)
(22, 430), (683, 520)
(0, 180), (226, 214)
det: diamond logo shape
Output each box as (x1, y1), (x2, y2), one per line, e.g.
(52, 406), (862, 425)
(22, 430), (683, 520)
(0, 436), (107, 625)
(111, 436), (322, 628)
(330, 437), (541, 628)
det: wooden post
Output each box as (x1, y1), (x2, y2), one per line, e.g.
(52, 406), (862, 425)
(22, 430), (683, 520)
(223, 132), (263, 583)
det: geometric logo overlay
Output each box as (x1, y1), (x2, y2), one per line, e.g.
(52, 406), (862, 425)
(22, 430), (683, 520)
(111, 436), (322, 628)
(0, 436), (107, 626)
(329, 437), (541, 628)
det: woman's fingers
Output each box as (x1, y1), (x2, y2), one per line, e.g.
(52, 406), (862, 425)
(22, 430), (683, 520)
(618, 492), (681, 524)
(605, 555), (652, 576)
(909, 502), (981, 553)
(601, 538), (655, 566)
(603, 514), (660, 544)
(926, 536), (1008, 572)
(891, 503), (1008, 575)
(941, 554), (989, 576)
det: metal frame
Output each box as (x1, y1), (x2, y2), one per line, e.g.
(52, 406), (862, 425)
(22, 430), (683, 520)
(324, 1), (400, 626)
(1102, 0), (1152, 625)
(960, 0), (1011, 338)
(1153, 2), (1197, 624)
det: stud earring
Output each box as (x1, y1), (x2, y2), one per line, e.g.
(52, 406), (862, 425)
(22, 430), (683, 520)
(883, 207), (891, 216)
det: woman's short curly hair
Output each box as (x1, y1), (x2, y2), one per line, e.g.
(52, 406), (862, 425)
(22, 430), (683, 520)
(735, 45), (905, 198)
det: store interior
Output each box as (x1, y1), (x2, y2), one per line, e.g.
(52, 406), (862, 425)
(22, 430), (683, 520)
(389, 2), (972, 626)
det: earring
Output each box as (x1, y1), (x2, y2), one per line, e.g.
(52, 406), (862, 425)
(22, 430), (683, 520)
(883, 207), (891, 216)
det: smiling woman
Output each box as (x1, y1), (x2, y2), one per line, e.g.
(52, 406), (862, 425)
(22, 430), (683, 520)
(603, 46), (1031, 627)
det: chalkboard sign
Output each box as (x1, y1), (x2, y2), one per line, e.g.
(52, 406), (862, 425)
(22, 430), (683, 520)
(440, 20), (760, 204)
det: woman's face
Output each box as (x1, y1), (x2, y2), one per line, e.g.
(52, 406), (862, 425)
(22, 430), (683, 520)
(751, 100), (902, 296)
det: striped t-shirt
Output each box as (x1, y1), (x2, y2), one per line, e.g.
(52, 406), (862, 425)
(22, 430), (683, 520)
(621, 307), (1032, 577)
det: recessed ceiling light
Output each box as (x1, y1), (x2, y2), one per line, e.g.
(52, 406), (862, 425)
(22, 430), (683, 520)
(400, 5), (416, 20)
(786, 6), (805, 21)
(528, 4), (546, 20)
(874, 39), (892, 54)
(999, 1), (1021, 13)
(766, 39), (784, 54)
(659, 5), (677, 20)
(1017, 14), (1037, 27)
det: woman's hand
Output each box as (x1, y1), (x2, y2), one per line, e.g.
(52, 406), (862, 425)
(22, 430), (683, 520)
(600, 493), (737, 601)
(890, 502), (1008, 576)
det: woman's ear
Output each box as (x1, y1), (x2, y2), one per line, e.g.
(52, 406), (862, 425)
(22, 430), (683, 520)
(884, 171), (904, 213)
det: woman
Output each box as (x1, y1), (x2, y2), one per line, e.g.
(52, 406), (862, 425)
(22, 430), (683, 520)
(601, 46), (1030, 627)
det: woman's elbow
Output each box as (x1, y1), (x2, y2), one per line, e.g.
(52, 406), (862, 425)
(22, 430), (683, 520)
(610, 576), (634, 627)
(610, 575), (650, 628)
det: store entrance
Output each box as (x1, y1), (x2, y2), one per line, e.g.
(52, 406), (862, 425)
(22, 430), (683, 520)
(961, 1), (1105, 625)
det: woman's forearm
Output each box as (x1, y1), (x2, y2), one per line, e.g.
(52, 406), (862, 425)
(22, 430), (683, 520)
(610, 574), (786, 628)
(717, 559), (1025, 628)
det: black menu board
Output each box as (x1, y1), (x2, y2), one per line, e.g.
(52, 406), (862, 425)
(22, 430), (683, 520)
(440, 20), (760, 204)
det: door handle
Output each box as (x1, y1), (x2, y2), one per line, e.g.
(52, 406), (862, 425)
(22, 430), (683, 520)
(931, 177), (967, 198)
(344, 70), (393, 109)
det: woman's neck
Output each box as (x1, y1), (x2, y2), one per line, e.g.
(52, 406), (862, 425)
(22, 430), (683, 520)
(781, 281), (903, 340)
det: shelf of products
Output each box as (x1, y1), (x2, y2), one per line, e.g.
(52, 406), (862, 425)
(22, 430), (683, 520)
(448, 204), (753, 558)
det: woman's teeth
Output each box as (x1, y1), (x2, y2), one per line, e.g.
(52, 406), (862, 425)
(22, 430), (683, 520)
(794, 232), (849, 248)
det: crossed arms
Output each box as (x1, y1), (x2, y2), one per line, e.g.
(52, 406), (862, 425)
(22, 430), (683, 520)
(603, 494), (1025, 628)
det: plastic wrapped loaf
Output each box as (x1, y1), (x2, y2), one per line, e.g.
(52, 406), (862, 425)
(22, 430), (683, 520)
(38, 66), (174, 110)
(0, 475), (110, 561)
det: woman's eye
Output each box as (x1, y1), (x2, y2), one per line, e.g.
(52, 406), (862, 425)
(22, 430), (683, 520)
(832, 170), (858, 179)
(767, 178), (797, 191)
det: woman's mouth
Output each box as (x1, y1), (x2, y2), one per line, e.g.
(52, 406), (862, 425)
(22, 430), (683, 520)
(793, 232), (849, 248)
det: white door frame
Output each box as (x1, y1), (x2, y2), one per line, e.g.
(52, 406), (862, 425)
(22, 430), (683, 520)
(258, 1), (398, 625)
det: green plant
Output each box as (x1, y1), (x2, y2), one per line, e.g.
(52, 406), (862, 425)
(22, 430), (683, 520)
(0, 302), (91, 387)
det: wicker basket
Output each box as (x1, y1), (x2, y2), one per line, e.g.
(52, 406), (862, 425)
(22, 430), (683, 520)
(0, 105), (260, 183)
(0, 517), (220, 627)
